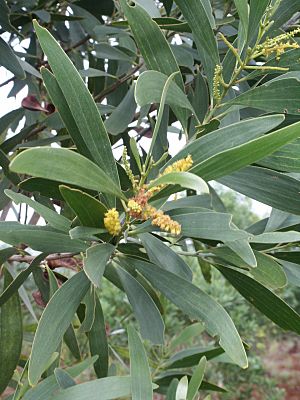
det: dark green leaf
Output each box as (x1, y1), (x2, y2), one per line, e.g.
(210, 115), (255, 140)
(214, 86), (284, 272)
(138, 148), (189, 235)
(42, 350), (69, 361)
(104, 86), (136, 135)
(88, 297), (109, 378)
(167, 346), (223, 369)
(187, 357), (207, 400)
(84, 244), (115, 287)
(63, 325), (81, 360)
(0, 222), (88, 253)
(247, 0), (269, 45)
(218, 265), (300, 335)
(0, 37), (25, 79)
(28, 271), (90, 385)
(174, 0), (219, 90)
(0, 269), (23, 394)
(139, 233), (192, 281)
(128, 326), (153, 400)
(0, 253), (46, 307)
(41, 69), (93, 160)
(219, 166), (300, 215)
(128, 258), (247, 368)
(5, 189), (71, 232)
(0, 109), (24, 139)
(10, 147), (125, 199)
(116, 263), (165, 344)
(60, 186), (107, 228)
(34, 21), (119, 188)
(50, 376), (131, 400)
(119, 0), (187, 127)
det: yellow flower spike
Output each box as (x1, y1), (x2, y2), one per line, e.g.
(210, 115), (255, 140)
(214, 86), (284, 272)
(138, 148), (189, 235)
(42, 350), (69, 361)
(162, 155), (193, 175)
(104, 208), (122, 236)
(151, 212), (181, 236)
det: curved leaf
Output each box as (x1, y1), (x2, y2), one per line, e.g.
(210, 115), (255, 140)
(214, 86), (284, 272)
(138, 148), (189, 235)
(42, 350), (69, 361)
(135, 71), (194, 112)
(0, 222), (88, 253)
(10, 147), (125, 200)
(149, 172), (209, 194)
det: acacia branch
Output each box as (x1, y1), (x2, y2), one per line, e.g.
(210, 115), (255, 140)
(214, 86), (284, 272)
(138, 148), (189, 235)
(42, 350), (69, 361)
(65, 34), (91, 53)
(0, 76), (15, 88)
(94, 63), (143, 102)
(8, 252), (80, 263)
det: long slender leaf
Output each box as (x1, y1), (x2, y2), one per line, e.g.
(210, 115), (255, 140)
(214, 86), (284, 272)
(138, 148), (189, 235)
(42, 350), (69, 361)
(128, 326), (153, 400)
(28, 271), (91, 385)
(84, 244), (115, 287)
(119, 0), (187, 127)
(139, 233), (192, 281)
(219, 166), (300, 215)
(116, 263), (165, 344)
(10, 147), (125, 200)
(127, 258), (247, 368)
(186, 357), (207, 400)
(5, 189), (71, 232)
(50, 376), (132, 400)
(88, 297), (109, 378)
(174, 0), (219, 90)
(0, 254), (46, 307)
(41, 69), (92, 159)
(164, 115), (284, 169)
(218, 265), (300, 335)
(0, 222), (88, 253)
(0, 269), (23, 394)
(34, 21), (119, 188)
(192, 120), (300, 181)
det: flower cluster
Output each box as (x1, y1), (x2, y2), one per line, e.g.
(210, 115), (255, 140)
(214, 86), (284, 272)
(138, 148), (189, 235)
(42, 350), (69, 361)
(148, 154), (193, 195)
(151, 210), (181, 235)
(104, 208), (121, 236)
(126, 156), (193, 235)
(255, 28), (300, 59)
(128, 200), (182, 235)
(212, 64), (223, 101)
(162, 154), (193, 175)
(122, 147), (138, 190)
